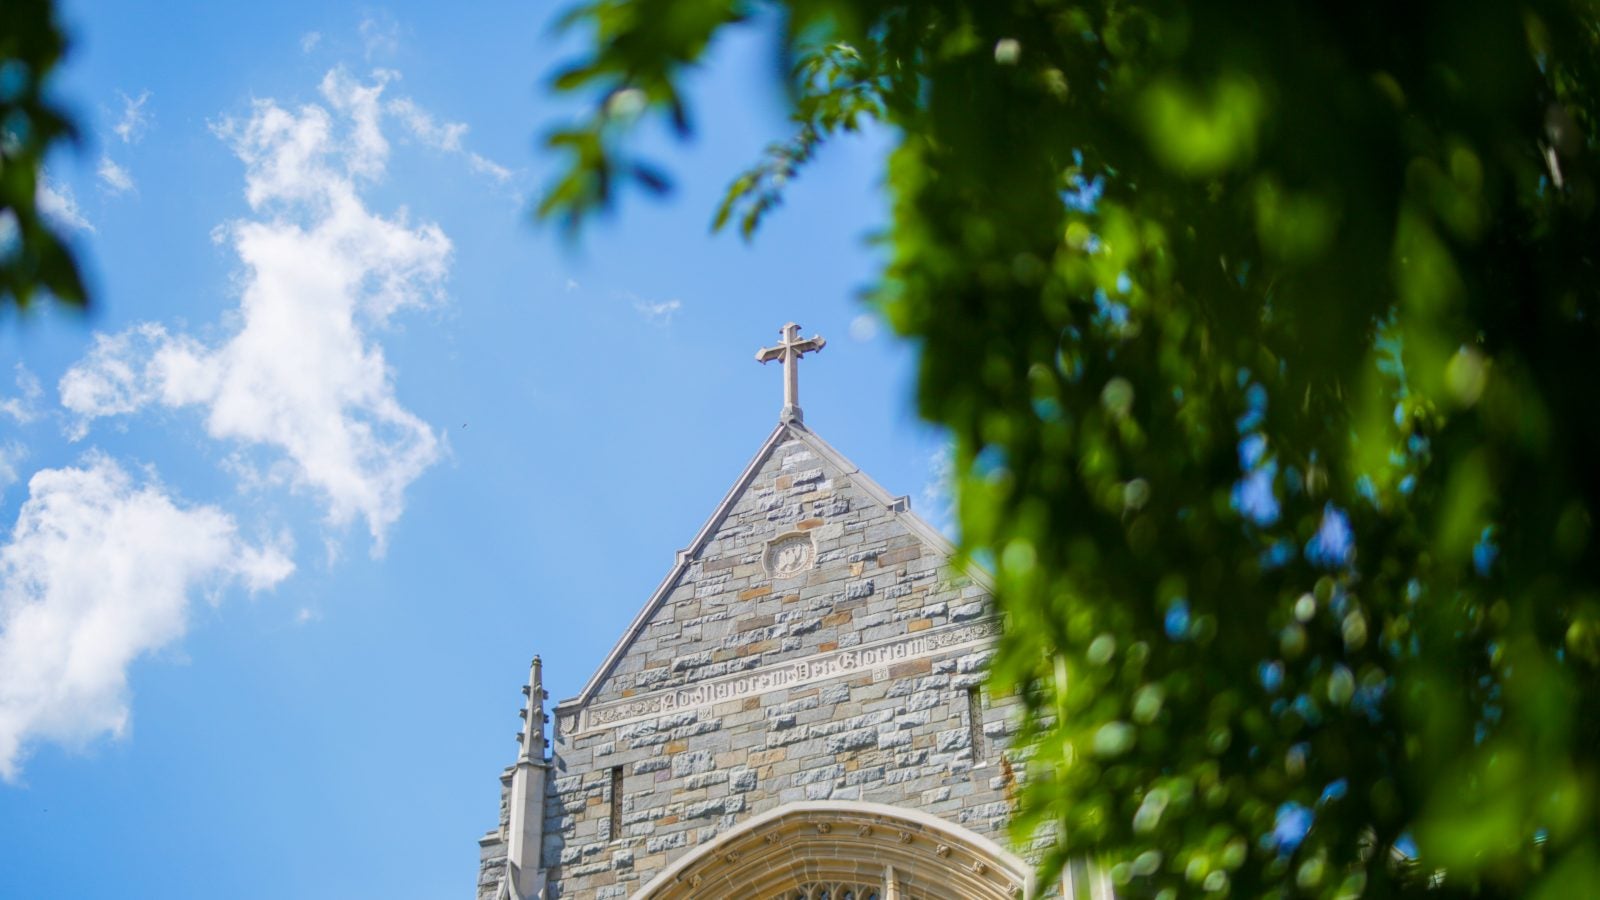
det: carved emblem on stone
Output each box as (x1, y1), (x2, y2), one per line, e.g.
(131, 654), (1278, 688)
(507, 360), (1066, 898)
(815, 822), (833, 834)
(935, 844), (951, 858)
(972, 861), (989, 875)
(764, 531), (816, 578)
(764, 832), (781, 844)
(897, 830), (914, 844)
(856, 824), (872, 837)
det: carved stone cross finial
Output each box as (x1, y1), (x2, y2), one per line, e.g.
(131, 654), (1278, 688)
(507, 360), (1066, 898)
(755, 322), (826, 423)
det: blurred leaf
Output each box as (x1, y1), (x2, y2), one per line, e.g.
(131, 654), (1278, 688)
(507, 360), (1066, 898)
(0, 0), (88, 319)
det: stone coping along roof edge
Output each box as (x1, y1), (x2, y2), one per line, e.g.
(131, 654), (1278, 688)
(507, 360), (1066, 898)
(554, 419), (992, 715)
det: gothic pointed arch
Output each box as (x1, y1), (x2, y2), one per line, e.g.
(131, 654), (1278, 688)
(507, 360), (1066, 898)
(632, 801), (1033, 900)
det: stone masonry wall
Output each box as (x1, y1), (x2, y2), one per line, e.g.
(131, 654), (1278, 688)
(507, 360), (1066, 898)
(479, 428), (1018, 899)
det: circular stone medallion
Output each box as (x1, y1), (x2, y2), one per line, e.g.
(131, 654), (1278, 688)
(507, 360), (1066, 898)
(765, 532), (816, 578)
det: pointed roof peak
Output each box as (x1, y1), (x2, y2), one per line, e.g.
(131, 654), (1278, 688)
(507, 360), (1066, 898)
(554, 418), (985, 715)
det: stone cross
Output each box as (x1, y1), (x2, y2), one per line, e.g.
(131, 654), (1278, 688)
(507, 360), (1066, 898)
(756, 322), (826, 423)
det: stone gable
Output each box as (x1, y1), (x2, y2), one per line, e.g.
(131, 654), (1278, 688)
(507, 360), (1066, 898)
(577, 429), (988, 718)
(478, 422), (1020, 900)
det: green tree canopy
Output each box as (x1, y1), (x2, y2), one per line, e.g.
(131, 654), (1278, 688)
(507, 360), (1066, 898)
(543, 1), (1600, 895)
(0, 0), (87, 317)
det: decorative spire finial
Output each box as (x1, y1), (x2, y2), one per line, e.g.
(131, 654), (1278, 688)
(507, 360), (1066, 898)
(519, 656), (546, 762)
(755, 322), (826, 423)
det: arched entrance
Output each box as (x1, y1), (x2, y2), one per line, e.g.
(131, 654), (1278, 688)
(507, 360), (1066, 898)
(632, 800), (1033, 900)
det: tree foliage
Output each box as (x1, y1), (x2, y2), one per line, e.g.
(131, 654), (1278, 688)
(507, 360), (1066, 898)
(543, 1), (1600, 895)
(0, 0), (87, 317)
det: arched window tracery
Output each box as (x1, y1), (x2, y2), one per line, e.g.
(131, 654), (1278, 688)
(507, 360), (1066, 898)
(786, 884), (883, 900)
(636, 801), (1041, 900)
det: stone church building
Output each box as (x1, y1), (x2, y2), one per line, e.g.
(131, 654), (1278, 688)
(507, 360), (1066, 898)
(476, 325), (1109, 899)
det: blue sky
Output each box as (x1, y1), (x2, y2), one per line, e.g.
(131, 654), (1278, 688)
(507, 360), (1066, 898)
(0, 3), (948, 896)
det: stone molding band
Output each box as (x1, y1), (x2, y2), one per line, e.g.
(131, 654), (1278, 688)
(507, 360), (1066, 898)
(571, 619), (1000, 735)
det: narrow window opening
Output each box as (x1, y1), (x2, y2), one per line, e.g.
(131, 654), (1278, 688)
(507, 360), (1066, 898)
(609, 765), (624, 840)
(1067, 857), (1093, 900)
(967, 686), (986, 763)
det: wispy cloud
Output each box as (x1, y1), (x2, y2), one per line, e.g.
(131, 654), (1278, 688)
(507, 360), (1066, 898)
(37, 178), (92, 233)
(112, 89), (152, 144)
(359, 13), (401, 60)
(0, 365), (43, 424)
(0, 442), (24, 503)
(0, 454), (292, 781)
(387, 95), (514, 185)
(467, 153), (512, 184)
(386, 96), (466, 151)
(300, 31), (322, 53)
(97, 157), (134, 194)
(61, 68), (450, 552)
(633, 297), (682, 324)
(58, 325), (167, 438)
(919, 442), (956, 538)
(848, 312), (880, 342)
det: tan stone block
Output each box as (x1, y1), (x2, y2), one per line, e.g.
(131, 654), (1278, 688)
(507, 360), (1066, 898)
(822, 610), (853, 627)
(797, 517), (824, 530)
(738, 639), (775, 657)
(665, 740), (688, 753)
(747, 748), (787, 766)
(907, 618), (933, 632)
(891, 658), (933, 678)
(819, 641), (838, 652)
(739, 585), (772, 601)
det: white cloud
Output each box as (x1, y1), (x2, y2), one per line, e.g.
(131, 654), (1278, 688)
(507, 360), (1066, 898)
(564, 278), (579, 292)
(919, 442), (956, 538)
(467, 152), (513, 184)
(848, 312), (880, 342)
(0, 454), (292, 781)
(315, 68), (397, 182)
(0, 442), (24, 502)
(113, 89), (152, 144)
(58, 325), (168, 438)
(300, 31), (322, 53)
(387, 96), (514, 185)
(38, 178), (92, 233)
(633, 297), (682, 324)
(359, 13), (401, 60)
(0, 365), (43, 424)
(97, 157), (134, 195)
(387, 96), (466, 152)
(61, 69), (450, 551)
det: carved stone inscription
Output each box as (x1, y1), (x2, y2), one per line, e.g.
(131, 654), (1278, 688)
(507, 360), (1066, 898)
(576, 619), (1000, 733)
